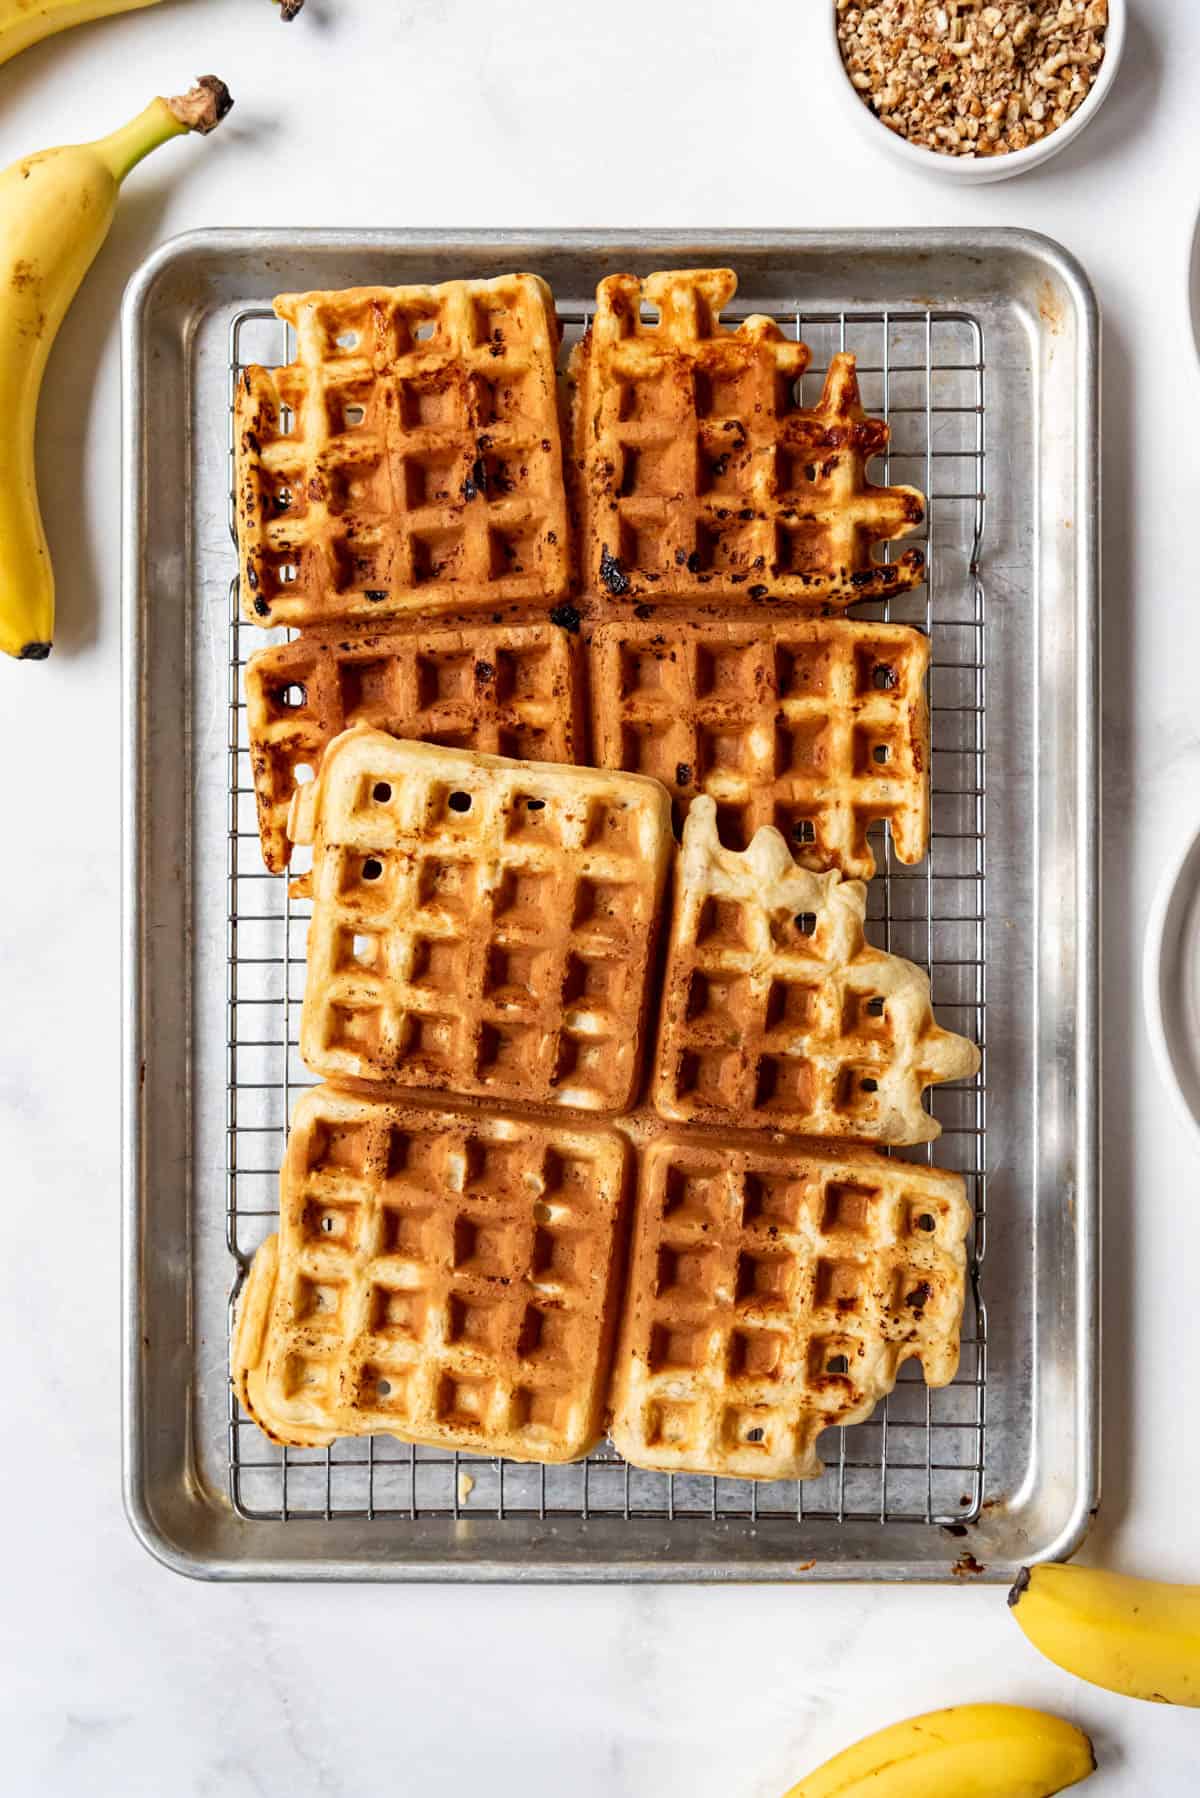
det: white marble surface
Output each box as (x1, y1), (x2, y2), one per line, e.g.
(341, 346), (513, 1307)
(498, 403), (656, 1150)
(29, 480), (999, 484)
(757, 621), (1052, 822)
(1, 1), (1198, 1791)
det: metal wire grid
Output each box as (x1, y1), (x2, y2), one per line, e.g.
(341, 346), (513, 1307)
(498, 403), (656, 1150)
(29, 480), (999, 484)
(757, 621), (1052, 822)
(223, 298), (988, 1528)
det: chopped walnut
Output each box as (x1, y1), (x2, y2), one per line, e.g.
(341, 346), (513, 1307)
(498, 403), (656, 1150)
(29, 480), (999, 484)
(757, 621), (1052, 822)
(835, 0), (1108, 158)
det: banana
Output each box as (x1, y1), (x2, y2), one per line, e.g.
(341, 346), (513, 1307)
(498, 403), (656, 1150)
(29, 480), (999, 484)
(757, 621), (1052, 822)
(781, 1702), (1095, 1797)
(1010, 1562), (1200, 1706)
(0, 79), (232, 660)
(0, 0), (160, 67)
(0, 0), (302, 70)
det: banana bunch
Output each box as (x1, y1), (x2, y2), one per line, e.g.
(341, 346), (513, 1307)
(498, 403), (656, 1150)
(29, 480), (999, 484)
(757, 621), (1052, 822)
(1010, 1563), (1200, 1706)
(781, 1703), (1095, 1796)
(0, 0), (302, 71)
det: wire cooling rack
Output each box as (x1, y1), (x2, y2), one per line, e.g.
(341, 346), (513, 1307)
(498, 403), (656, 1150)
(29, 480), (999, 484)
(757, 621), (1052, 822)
(223, 300), (988, 1528)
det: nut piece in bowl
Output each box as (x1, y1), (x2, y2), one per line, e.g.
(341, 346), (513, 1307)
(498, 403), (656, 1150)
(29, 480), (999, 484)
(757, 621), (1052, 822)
(829, 0), (1125, 183)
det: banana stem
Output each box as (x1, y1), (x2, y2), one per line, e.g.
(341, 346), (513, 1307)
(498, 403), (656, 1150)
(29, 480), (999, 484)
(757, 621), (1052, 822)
(93, 99), (183, 183)
(165, 76), (234, 135)
(92, 78), (233, 183)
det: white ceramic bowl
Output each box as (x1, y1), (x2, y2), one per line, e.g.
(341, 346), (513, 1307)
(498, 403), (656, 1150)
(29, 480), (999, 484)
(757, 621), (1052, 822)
(825, 0), (1125, 184)
(1143, 815), (1200, 1148)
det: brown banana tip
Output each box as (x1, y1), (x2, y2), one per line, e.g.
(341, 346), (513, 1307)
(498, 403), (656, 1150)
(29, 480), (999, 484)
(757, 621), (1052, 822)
(1007, 1565), (1032, 1608)
(18, 640), (51, 660)
(166, 76), (235, 135)
(278, 0), (305, 18)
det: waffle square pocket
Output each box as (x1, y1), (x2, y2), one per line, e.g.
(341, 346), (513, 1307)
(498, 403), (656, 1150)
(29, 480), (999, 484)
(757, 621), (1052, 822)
(232, 1087), (629, 1462)
(652, 795), (979, 1144)
(291, 726), (674, 1112)
(589, 615), (930, 877)
(608, 1133), (970, 1482)
(570, 267), (926, 607)
(235, 274), (571, 628)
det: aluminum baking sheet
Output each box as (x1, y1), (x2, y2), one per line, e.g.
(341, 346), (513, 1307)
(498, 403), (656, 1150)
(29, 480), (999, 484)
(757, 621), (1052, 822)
(122, 230), (1099, 1581)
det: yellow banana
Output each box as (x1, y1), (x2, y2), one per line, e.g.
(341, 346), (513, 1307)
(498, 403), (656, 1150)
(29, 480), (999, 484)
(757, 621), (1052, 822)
(0, 79), (232, 660)
(1010, 1562), (1200, 1706)
(0, 0), (160, 67)
(781, 1702), (1095, 1797)
(0, 0), (302, 70)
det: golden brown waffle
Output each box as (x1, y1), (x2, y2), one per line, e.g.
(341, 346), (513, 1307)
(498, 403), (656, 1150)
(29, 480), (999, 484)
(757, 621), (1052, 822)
(653, 796), (979, 1144)
(234, 274), (571, 628)
(608, 1132), (970, 1481)
(246, 619), (583, 873)
(232, 1086), (629, 1461)
(589, 615), (929, 877)
(570, 268), (926, 607)
(293, 727), (673, 1112)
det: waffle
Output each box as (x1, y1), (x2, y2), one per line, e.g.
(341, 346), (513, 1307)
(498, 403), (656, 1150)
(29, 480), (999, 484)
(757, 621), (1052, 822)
(608, 1132), (970, 1481)
(234, 274), (571, 629)
(570, 268), (926, 607)
(232, 1085), (629, 1461)
(652, 796), (979, 1144)
(293, 726), (673, 1112)
(246, 619), (583, 873)
(589, 615), (929, 877)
